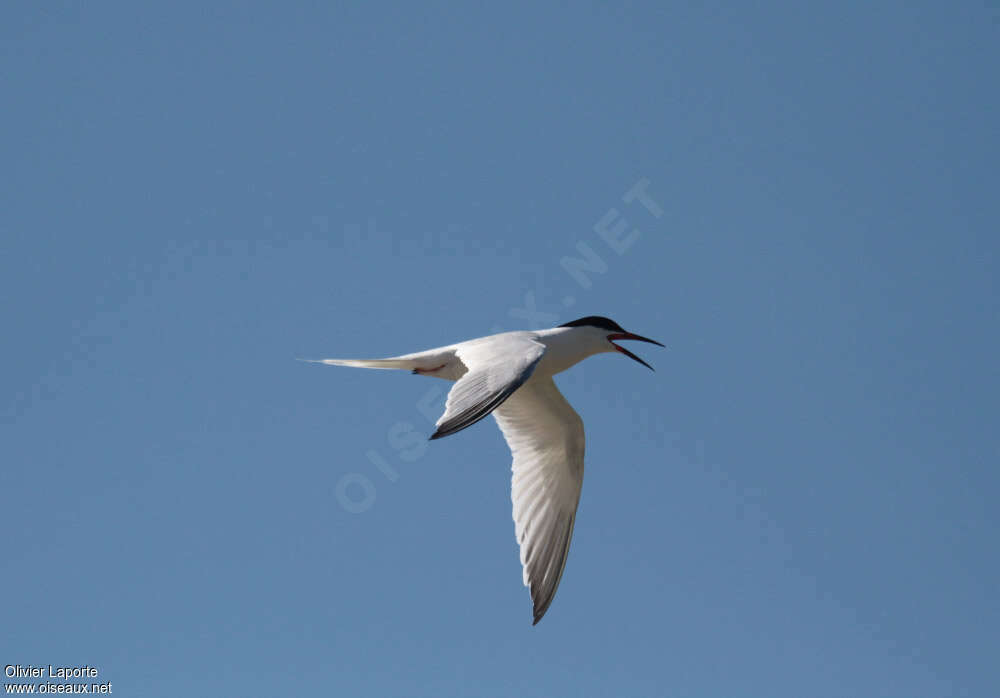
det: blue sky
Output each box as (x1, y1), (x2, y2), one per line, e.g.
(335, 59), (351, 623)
(2, 2), (998, 696)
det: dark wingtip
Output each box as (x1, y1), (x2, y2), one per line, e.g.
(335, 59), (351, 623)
(532, 600), (547, 625)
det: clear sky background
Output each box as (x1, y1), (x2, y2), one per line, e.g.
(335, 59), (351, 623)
(2, 2), (998, 696)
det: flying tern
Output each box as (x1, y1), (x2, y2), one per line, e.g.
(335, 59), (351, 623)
(309, 315), (664, 624)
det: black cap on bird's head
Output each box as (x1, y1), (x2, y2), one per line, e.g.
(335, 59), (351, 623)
(559, 316), (665, 370)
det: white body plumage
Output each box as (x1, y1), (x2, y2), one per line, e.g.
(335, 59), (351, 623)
(307, 316), (663, 624)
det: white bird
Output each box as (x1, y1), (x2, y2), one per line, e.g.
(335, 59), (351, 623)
(309, 316), (663, 624)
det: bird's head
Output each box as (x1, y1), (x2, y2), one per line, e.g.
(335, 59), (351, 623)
(558, 316), (665, 370)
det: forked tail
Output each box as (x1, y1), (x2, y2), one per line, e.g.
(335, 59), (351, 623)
(298, 346), (458, 373)
(298, 357), (421, 370)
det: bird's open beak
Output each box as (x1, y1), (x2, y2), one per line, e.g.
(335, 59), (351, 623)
(607, 332), (665, 371)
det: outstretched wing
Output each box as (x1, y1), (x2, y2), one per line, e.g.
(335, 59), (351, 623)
(429, 334), (546, 440)
(493, 377), (585, 624)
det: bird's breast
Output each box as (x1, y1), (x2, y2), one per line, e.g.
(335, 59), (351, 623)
(534, 337), (595, 377)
